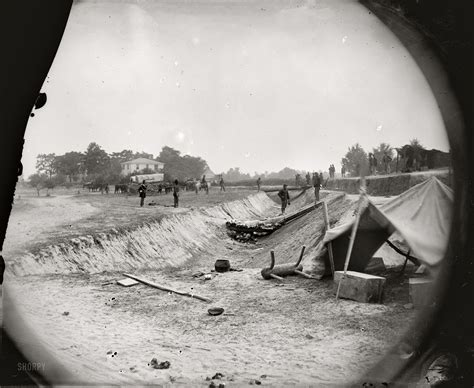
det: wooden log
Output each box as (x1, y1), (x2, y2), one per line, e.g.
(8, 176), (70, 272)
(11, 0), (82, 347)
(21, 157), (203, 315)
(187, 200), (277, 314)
(269, 274), (284, 281)
(294, 269), (316, 279)
(261, 263), (303, 279)
(333, 271), (385, 303)
(123, 273), (211, 303)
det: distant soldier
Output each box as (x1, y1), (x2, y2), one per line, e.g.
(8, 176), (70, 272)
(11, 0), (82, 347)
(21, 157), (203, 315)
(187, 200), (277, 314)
(341, 165), (346, 178)
(138, 180), (147, 207)
(312, 172), (321, 202)
(173, 179), (180, 208)
(201, 175), (209, 194)
(257, 177), (261, 192)
(278, 184), (290, 215)
(382, 153), (392, 174)
(219, 176), (226, 192)
(194, 178), (199, 194)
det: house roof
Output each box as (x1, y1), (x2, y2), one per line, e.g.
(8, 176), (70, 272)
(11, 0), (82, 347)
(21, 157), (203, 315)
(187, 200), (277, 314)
(120, 158), (163, 165)
(203, 167), (215, 176)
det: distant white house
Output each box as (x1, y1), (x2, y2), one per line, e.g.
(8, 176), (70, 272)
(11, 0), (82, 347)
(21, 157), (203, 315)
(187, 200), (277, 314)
(120, 158), (164, 176)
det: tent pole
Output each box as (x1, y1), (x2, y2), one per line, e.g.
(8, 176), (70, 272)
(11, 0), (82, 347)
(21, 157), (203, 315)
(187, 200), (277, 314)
(336, 177), (366, 300)
(399, 249), (410, 276)
(322, 201), (335, 277)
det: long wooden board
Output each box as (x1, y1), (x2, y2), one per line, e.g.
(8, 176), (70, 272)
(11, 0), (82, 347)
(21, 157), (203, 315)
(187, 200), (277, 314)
(123, 273), (211, 303)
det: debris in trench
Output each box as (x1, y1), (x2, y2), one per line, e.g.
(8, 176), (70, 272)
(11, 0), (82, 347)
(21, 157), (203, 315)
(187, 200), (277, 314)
(208, 307), (224, 316)
(117, 278), (139, 287)
(149, 358), (170, 369)
(123, 273), (212, 303)
(215, 259), (230, 273)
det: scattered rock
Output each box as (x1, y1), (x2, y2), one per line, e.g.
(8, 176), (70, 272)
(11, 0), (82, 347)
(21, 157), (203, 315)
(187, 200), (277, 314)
(204, 274), (212, 280)
(255, 380), (262, 385)
(305, 334), (314, 340)
(403, 303), (414, 310)
(212, 372), (224, 380)
(206, 376), (211, 381)
(260, 374), (267, 379)
(208, 307), (225, 316)
(149, 358), (170, 369)
(192, 271), (205, 278)
(62, 311), (70, 316)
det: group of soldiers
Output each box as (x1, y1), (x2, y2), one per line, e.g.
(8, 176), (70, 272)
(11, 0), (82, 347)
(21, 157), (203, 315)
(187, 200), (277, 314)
(138, 175), (214, 208)
(279, 171), (323, 215)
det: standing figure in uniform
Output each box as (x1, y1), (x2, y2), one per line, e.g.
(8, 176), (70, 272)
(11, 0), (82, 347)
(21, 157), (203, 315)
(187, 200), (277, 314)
(138, 180), (147, 207)
(173, 179), (180, 208)
(278, 184), (290, 215)
(257, 177), (261, 192)
(312, 172), (321, 202)
(219, 175), (226, 192)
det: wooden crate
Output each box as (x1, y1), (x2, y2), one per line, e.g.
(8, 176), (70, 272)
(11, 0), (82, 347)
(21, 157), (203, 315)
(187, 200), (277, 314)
(334, 271), (386, 303)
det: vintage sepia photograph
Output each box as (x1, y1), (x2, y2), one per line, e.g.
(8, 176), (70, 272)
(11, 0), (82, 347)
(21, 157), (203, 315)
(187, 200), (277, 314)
(1, 0), (472, 386)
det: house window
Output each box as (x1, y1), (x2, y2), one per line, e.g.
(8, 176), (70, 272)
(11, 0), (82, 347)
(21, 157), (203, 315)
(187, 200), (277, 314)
(136, 165), (139, 170)
(154, 165), (158, 171)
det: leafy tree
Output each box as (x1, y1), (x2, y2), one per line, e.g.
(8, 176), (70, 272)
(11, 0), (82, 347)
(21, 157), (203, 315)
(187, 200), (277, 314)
(223, 167), (251, 182)
(158, 146), (207, 181)
(35, 153), (56, 178)
(266, 167), (304, 180)
(341, 143), (369, 177)
(28, 173), (48, 196)
(54, 151), (84, 182)
(372, 143), (394, 174)
(84, 142), (110, 176)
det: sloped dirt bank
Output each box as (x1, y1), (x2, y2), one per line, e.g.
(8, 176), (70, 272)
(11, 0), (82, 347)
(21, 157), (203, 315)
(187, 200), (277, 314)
(7, 192), (279, 277)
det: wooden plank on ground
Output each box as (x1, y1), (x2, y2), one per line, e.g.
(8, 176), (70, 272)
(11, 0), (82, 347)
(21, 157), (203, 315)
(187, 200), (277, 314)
(117, 278), (139, 287)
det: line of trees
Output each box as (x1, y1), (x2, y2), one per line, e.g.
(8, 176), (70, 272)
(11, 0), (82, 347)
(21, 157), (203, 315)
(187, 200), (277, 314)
(341, 139), (450, 177)
(28, 143), (210, 195)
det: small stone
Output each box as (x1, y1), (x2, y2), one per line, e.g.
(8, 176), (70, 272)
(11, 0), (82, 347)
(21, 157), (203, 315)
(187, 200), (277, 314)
(255, 380), (262, 385)
(305, 334), (314, 339)
(260, 375), (267, 379)
(62, 311), (70, 316)
(403, 303), (414, 310)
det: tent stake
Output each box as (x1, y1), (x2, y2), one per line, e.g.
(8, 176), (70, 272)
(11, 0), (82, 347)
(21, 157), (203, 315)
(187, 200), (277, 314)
(336, 178), (366, 300)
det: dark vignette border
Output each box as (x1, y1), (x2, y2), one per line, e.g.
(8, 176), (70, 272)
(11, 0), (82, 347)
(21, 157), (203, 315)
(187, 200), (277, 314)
(0, 0), (472, 386)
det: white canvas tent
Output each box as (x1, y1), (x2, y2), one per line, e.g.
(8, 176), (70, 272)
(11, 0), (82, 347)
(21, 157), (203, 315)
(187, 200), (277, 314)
(322, 177), (453, 272)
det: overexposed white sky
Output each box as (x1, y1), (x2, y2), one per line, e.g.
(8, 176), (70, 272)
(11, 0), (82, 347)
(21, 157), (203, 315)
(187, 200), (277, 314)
(22, 0), (449, 177)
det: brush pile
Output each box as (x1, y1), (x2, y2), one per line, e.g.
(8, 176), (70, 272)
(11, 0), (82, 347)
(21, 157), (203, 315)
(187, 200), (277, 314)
(226, 219), (284, 243)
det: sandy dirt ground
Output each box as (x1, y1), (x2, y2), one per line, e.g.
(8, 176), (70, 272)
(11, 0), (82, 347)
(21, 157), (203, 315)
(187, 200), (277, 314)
(3, 185), (416, 386)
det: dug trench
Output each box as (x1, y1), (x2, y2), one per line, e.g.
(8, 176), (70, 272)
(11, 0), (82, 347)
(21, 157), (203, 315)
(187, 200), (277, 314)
(4, 190), (416, 386)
